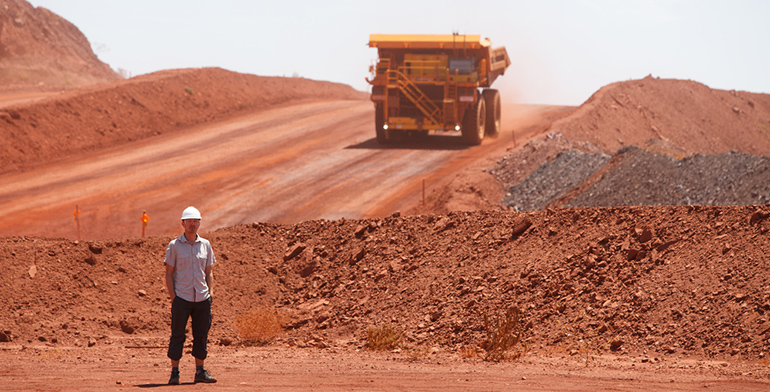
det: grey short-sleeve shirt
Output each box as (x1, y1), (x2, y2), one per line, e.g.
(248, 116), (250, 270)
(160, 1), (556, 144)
(164, 234), (216, 302)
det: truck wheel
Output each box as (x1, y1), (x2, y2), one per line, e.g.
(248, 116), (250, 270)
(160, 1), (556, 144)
(375, 104), (389, 144)
(482, 89), (501, 138)
(462, 97), (486, 145)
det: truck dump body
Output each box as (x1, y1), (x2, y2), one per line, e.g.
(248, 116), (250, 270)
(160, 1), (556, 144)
(367, 34), (510, 145)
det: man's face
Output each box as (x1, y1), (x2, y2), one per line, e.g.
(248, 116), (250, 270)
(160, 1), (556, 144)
(182, 219), (200, 234)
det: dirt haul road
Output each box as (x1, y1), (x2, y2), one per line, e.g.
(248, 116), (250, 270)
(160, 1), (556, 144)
(0, 99), (565, 240)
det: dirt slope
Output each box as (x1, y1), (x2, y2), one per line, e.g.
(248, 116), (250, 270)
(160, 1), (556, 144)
(0, 67), (367, 173)
(0, 0), (119, 90)
(552, 76), (770, 156)
(3, 205), (770, 366)
(489, 78), (770, 212)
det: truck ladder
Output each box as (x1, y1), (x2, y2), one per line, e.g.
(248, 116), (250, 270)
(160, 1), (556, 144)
(443, 85), (457, 124)
(387, 69), (442, 125)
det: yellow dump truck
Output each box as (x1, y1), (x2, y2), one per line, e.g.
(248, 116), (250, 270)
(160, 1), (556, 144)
(367, 34), (510, 145)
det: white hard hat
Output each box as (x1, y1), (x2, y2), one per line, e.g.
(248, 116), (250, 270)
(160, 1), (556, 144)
(181, 206), (202, 220)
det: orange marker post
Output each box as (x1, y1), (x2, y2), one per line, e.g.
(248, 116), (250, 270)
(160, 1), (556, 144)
(141, 211), (149, 237)
(73, 205), (81, 241)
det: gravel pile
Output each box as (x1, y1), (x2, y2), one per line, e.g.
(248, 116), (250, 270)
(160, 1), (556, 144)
(495, 143), (770, 210)
(500, 150), (610, 210)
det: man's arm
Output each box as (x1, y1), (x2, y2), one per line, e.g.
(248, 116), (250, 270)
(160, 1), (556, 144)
(165, 263), (176, 300)
(205, 265), (214, 298)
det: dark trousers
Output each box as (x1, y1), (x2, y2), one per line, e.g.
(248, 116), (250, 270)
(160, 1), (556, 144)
(167, 296), (212, 361)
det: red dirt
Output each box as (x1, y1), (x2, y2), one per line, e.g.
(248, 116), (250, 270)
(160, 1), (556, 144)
(0, 67), (366, 174)
(0, 0), (119, 90)
(551, 75), (770, 157)
(3, 2), (770, 390)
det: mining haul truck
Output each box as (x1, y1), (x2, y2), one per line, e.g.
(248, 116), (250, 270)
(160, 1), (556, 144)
(367, 34), (511, 145)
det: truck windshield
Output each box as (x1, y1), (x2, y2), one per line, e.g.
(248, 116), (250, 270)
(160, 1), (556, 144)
(449, 59), (473, 75)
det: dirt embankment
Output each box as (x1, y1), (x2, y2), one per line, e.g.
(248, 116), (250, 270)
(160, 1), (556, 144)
(0, 67), (367, 173)
(3, 205), (770, 366)
(0, 0), (119, 90)
(487, 77), (770, 212)
(553, 76), (770, 156)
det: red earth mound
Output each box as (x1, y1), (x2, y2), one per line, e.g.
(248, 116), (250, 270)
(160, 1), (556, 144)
(484, 78), (770, 216)
(0, 67), (368, 173)
(0, 0), (119, 90)
(550, 76), (770, 157)
(3, 206), (770, 369)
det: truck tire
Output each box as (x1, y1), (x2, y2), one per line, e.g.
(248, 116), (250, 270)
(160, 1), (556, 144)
(375, 103), (389, 144)
(482, 89), (501, 138)
(462, 97), (486, 145)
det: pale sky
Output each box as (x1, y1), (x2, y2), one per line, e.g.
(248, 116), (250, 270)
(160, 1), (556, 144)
(28, 0), (770, 106)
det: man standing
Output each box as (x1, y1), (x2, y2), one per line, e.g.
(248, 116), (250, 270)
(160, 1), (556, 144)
(164, 206), (217, 384)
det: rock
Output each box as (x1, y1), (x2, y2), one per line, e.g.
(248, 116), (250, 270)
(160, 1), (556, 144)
(0, 331), (11, 342)
(350, 247), (365, 265)
(511, 217), (532, 239)
(84, 254), (98, 266)
(299, 263), (316, 278)
(119, 320), (135, 334)
(137, 290), (147, 297)
(655, 239), (680, 252)
(637, 228), (653, 243)
(354, 224), (368, 238)
(749, 211), (768, 225)
(88, 338), (97, 347)
(610, 339), (623, 351)
(583, 255), (597, 269)
(433, 217), (454, 232)
(284, 243), (306, 261)
(28, 265), (37, 278)
(309, 339), (327, 349)
(88, 243), (103, 254)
